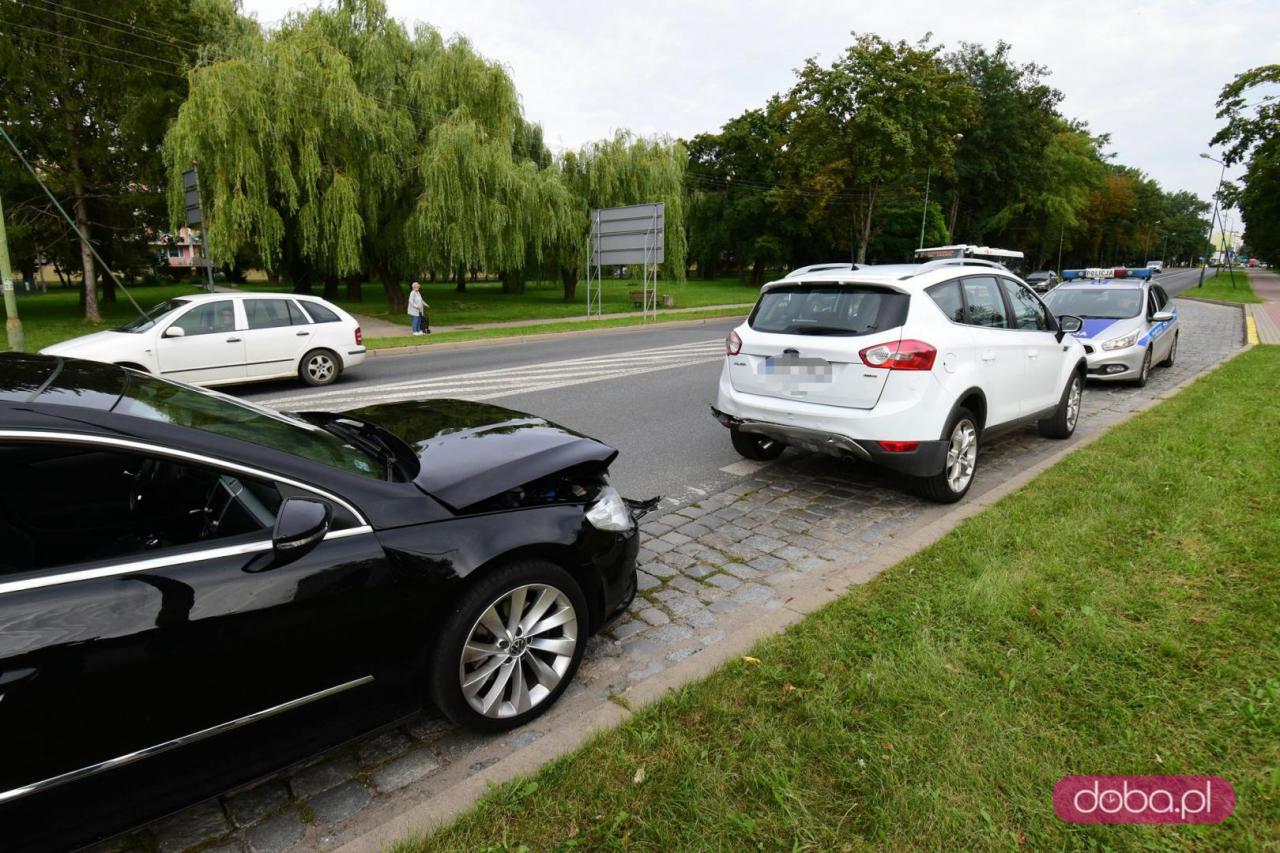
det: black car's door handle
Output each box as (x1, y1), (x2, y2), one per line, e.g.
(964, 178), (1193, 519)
(226, 337), (242, 343)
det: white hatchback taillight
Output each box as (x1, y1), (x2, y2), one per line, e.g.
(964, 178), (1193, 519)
(726, 330), (742, 356)
(355, 326), (363, 346)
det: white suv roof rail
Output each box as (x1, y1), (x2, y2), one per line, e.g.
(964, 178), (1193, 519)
(909, 257), (1011, 277)
(784, 262), (858, 279)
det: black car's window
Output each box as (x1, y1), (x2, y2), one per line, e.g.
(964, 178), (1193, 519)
(1044, 287), (1143, 320)
(960, 277), (1010, 328)
(300, 302), (341, 323)
(1000, 278), (1050, 331)
(749, 285), (909, 336)
(170, 301), (236, 336)
(246, 299), (301, 330)
(926, 281), (965, 323)
(112, 375), (385, 480)
(0, 441), (282, 577)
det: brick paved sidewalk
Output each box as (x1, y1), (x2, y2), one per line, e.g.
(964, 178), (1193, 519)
(101, 298), (1244, 853)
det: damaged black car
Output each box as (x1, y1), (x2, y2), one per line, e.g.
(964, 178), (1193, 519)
(0, 352), (653, 851)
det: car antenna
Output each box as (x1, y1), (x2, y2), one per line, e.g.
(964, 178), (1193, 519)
(0, 123), (147, 320)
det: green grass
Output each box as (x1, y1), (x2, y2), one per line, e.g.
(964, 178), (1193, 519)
(399, 346), (1280, 851)
(365, 308), (748, 350)
(4, 282), (209, 353)
(236, 276), (760, 328)
(1186, 270), (1261, 303)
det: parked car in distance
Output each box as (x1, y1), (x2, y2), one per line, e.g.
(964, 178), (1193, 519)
(0, 353), (649, 851)
(40, 292), (366, 388)
(712, 259), (1087, 503)
(1045, 269), (1178, 387)
(1024, 270), (1060, 293)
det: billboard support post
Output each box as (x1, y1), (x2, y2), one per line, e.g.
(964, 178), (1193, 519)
(588, 203), (665, 320)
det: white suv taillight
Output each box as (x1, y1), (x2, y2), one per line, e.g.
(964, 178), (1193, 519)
(726, 329), (742, 356)
(858, 339), (937, 371)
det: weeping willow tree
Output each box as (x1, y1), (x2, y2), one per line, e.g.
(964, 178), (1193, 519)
(164, 0), (564, 309)
(552, 133), (688, 301)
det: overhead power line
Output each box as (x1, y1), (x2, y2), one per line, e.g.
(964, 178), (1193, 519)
(14, 0), (204, 51)
(10, 30), (187, 79)
(6, 19), (188, 72)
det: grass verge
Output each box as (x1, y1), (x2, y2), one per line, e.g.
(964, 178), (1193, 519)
(399, 346), (1280, 850)
(365, 308), (747, 350)
(1185, 270), (1261, 303)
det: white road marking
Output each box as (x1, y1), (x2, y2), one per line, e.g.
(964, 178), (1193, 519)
(719, 459), (772, 476)
(257, 338), (726, 409)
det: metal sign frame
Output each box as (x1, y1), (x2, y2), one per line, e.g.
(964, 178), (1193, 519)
(181, 166), (216, 293)
(587, 202), (665, 320)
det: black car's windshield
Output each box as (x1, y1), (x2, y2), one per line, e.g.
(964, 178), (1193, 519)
(113, 374), (386, 479)
(115, 299), (190, 333)
(1044, 288), (1143, 320)
(749, 285), (909, 336)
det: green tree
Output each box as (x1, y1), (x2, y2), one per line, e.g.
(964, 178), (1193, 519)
(784, 34), (976, 264)
(1212, 65), (1280, 262)
(0, 0), (246, 320)
(552, 132), (687, 302)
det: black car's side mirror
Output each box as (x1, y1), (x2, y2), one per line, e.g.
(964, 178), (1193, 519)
(272, 498), (332, 565)
(1056, 314), (1083, 342)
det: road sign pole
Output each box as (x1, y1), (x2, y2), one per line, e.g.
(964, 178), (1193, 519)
(0, 194), (25, 352)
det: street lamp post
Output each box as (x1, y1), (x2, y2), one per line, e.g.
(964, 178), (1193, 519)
(1198, 153), (1227, 288)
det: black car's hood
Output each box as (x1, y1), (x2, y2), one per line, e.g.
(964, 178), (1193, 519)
(345, 399), (617, 511)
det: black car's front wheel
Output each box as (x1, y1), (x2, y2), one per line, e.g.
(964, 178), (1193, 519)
(429, 560), (587, 732)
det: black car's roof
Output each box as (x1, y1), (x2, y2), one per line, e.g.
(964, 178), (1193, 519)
(0, 352), (127, 409)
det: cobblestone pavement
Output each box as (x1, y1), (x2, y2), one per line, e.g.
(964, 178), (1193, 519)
(101, 299), (1243, 853)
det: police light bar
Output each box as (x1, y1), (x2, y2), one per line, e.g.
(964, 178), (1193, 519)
(1062, 267), (1153, 281)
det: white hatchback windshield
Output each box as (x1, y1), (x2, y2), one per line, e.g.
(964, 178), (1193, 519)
(115, 298), (190, 333)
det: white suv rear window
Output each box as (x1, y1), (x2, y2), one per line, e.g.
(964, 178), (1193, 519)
(749, 285), (908, 336)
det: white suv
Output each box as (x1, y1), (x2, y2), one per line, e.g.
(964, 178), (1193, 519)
(712, 260), (1087, 502)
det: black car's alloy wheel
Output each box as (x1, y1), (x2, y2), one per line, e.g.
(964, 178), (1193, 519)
(430, 560), (587, 732)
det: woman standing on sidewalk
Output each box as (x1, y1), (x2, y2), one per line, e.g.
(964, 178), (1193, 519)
(407, 281), (430, 335)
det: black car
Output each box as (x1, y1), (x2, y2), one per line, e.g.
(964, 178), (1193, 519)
(1024, 270), (1059, 293)
(0, 353), (648, 851)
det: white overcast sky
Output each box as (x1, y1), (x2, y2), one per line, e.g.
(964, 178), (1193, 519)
(242, 0), (1277, 216)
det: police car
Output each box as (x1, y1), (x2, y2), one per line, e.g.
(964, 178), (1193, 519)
(1043, 268), (1178, 387)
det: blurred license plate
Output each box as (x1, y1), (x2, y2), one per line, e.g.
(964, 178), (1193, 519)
(761, 355), (831, 382)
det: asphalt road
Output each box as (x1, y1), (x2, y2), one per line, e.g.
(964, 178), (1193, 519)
(231, 266), (1210, 507)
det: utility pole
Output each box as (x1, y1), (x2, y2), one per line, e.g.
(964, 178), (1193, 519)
(1198, 153), (1227, 288)
(0, 193), (25, 352)
(1056, 222), (1065, 274)
(918, 166), (931, 250)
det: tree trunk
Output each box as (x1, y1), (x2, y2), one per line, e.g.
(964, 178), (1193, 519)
(856, 184), (878, 266)
(379, 269), (406, 312)
(323, 274), (340, 301)
(500, 269), (526, 295)
(750, 257), (765, 286)
(345, 274), (363, 301)
(455, 264), (466, 293)
(68, 156), (100, 322)
(560, 265), (578, 302)
(947, 192), (960, 239)
(53, 260), (69, 288)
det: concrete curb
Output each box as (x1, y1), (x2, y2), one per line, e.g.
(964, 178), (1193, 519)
(362, 312), (748, 359)
(336, 330), (1254, 853)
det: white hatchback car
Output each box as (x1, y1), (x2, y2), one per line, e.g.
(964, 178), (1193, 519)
(712, 259), (1088, 502)
(41, 292), (366, 387)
